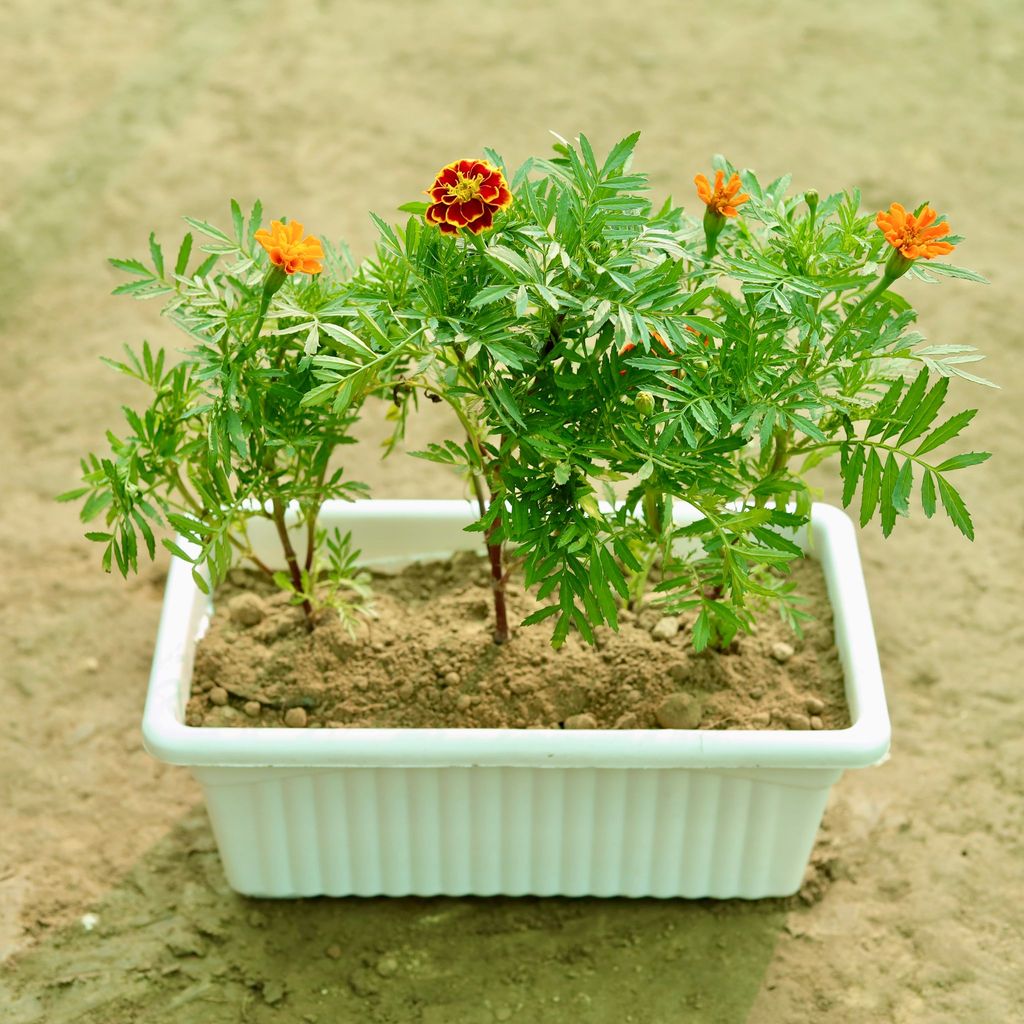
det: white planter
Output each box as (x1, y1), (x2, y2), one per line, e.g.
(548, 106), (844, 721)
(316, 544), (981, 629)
(142, 500), (890, 899)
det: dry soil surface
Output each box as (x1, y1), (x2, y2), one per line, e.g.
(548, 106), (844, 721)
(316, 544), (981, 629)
(1, 2), (1022, 1022)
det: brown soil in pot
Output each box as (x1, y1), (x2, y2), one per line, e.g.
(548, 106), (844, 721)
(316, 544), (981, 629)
(187, 555), (849, 731)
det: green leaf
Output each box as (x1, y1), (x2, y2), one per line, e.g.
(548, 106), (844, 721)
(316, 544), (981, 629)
(148, 233), (164, 278)
(936, 476), (975, 540)
(162, 539), (196, 563)
(192, 568), (211, 595)
(893, 459), (913, 515)
(692, 609), (711, 652)
(468, 284), (514, 308)
(521, 605), (560, 627)
(917, 262), (988, 284)
(915, 409), (977, 456)
(637, 459), (654, 481)
(230, 199), (244, 242)
(108, 257), (151, 277)
(600, 131), (641, 177)
(933, 451), (991, 473)
(921, 470), (937, 518)
(899, 377), (949, 445)
(397, 201), (428, 215)
(56, 487), (90, 503)
(841, 445), (865, 508)
(182, 217), (231, 243)
(880, 453), (899, 537)
(85, 531), (113, 542)
(859, 449), (882, 527)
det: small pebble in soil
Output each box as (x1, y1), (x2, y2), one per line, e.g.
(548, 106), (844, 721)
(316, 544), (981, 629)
(284, 707), (308, 728)
(81, 656), (100, 674)
(456, 694), (472, 711)
(656, 693), (702, 729)
(348, 967), (380, 997)
(443, 671), (461, 687)
(227, 593), (265, 627)
(770, 641), (795, 663)
(785, 712), (811, 730)
(509, 677), (535, 694)
(186, 712), (204, 727)
(748, 685), (764, 699)
(209, 686), (228, 706)
(325, 944), (342, 960)
(810, 715), (824, 730)
(750, 710), (771, 728)
(651, 616), (680, 641)
(805, 696), (825, 715)
(564, 713), (598, 729)
(243, 700), (261, 718)
(262, 980), (285, 1006)
(375, 956), (398, 978)
(668, 663), (689, 683)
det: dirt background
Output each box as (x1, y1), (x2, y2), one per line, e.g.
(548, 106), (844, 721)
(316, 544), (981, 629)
(1, 1), (1022, 1021)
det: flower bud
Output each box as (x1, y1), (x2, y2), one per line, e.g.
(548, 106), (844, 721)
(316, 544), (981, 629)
(883, 246), (914, 283)
(702, 205), (726, 256)
(804, 189), (819, 215)
(634, 390), (655, 416)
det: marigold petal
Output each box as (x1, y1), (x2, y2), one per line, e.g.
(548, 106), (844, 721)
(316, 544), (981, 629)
(437, 222), (459, 235)
(446, 204), (471, 226)
(425, 202), (446, 225)
(467, 206), (495, 233)
(459, 198), (485, 222)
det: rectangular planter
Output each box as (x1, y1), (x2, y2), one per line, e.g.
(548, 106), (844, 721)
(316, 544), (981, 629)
(142, 500), (890, 899)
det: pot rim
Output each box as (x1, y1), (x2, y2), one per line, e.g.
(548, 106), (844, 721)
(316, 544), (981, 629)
(142, 500), (891, 771)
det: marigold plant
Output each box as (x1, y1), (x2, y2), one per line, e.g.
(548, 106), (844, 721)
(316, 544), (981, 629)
(305, 133), (991, 650)
(61, 203), (372, 630)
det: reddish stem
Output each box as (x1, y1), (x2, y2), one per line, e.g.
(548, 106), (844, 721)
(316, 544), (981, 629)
(272, 499), (314, 629)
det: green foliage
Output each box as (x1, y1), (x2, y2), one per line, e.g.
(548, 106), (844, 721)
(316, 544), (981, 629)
(272, 529), (373, 633)
(63, 203), (371, 621)
(68, 134), (991, 653)
(305, 133), (991, 649)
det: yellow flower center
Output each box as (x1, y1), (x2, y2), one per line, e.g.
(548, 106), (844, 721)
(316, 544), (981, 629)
(450, 172), (483, 203)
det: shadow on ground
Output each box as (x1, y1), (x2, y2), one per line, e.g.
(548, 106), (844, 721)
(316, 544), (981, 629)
(1, 805), (789, 1024)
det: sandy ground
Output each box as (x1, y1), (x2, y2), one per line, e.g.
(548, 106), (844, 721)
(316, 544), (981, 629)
(1, 1), (1022, 1021)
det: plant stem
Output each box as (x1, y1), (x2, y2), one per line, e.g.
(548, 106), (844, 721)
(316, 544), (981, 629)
(446, 350), (510, 644)
(272, 497), (314, 628)
(769, 426), (790, 474)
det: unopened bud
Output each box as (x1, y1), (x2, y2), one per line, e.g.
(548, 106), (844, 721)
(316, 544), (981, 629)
(634, 390), (655, 416)
(804, 189), (819, 215)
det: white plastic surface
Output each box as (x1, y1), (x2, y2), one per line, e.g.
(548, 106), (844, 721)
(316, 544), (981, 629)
(142, 500), (890, 898)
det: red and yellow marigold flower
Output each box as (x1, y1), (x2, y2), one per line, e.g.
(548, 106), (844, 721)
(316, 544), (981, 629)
(875, 203), (955, 261)
(694, 170), (750, 219)
(254, 220), (324, 275)
(425, 158), (512, 236)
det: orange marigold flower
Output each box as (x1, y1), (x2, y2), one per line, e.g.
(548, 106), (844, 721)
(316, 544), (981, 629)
(620, 331), (681, 376)
(694, 170), (749, 218)
(875, 203), (955, 260)
(254, 220), (324, 275)
(425, 158), (512, 236)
